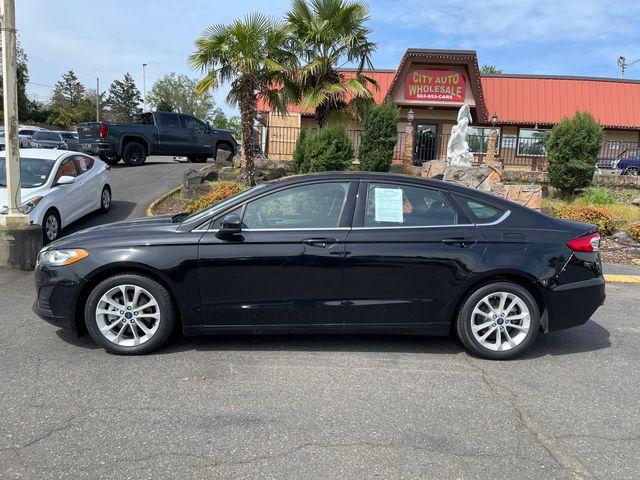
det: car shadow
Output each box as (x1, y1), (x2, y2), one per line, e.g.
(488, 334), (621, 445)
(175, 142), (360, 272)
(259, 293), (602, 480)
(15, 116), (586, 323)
(55, 319), (611, 359)
(61, 200), (137, 237)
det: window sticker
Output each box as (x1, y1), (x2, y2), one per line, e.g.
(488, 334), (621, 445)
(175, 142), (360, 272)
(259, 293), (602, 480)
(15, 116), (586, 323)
(374, 188), (404, 223)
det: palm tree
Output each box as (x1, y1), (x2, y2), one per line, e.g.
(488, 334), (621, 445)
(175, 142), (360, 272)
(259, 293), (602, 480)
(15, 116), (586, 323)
(189, 14), (294, 186)
(286, 0), (377, 126)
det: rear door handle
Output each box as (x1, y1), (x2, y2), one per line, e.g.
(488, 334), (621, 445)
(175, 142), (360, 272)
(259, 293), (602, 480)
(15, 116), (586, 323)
(303, 237), (338, 248)
(442, 237), (476, 248)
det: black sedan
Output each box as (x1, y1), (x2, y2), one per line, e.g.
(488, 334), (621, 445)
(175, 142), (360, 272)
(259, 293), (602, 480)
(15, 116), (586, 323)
(33, 172), (605, 359)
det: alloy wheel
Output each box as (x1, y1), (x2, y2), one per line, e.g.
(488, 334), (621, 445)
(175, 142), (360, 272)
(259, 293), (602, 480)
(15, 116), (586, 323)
(95, 284), (161, 347)
(45, 214), (59, 241)
(102, 188), (111, 210)
(470, 291), (531, 352)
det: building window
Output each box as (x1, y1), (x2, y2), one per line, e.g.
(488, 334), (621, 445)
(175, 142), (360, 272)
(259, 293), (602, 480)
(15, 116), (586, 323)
(517, 129), (550, 156)
(467, 127), (500, 155)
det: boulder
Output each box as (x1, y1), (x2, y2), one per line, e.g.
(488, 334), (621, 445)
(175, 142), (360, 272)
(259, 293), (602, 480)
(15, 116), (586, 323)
(183, 169), (204, 189)
(443, 164), (503, 191)
(203, 170), (219, 182)
(612, 231), (640, 246)
(631, 197), (640, 206)
(490, 184), (542, 210)
(421, 160), (447, 179)
(265, 167), (288, 181)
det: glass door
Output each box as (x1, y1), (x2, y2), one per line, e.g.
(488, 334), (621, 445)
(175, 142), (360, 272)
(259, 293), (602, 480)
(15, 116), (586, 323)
(413, 124), (438, 165)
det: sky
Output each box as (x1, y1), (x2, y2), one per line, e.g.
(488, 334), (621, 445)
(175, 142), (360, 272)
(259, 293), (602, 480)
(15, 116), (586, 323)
(16, 0), (640, 117)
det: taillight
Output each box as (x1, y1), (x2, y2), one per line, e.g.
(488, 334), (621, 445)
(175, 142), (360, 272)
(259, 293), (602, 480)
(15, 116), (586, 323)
(98, 124), (108, 138)
(566, 232), (600, 252)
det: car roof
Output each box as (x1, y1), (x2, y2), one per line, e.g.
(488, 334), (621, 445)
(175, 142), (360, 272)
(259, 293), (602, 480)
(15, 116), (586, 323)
(0, 148), (69, 161)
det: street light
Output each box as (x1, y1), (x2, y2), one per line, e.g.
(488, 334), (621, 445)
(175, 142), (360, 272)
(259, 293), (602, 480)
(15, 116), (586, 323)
(142, 63), (148, 112)
(491, 112), (498, 128)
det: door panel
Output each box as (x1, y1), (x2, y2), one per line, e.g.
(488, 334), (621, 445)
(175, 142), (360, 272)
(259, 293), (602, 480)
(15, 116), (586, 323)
(157, 113), (188, 155)
(71, 155), (99, 214)
(196, 181), (356, 329)
(181, 115), (212, 156)
(52, 158), (84, 225)
(342, 181), (486, 328)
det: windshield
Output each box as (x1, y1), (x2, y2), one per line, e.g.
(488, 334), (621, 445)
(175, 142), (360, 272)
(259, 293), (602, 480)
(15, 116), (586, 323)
(33, 132), (61, 141)
(0, 157), (56, 188)
(183, 184), (268, 224)
(59, 132), (76, 140)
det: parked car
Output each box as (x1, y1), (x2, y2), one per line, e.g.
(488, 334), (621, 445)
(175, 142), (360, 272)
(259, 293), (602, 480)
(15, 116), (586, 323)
(30, 130), (81, 151)
(615, 149), (640, 175)
(0, 131), (33, 149)
(76, 112), (238, 166)
(0, 149), (112, 243)
(33, 172), (605, 359)
(18, 125), (48, 147)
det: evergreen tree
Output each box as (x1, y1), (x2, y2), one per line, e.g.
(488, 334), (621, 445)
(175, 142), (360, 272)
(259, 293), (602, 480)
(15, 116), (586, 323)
(51, 70), (85, 109)
(359, 101), (399, 172)
(105, 73), (142, 121)
(0, 42), (34, 121)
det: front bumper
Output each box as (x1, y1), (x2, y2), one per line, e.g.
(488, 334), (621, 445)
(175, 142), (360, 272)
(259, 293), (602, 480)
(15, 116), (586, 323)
(33, 263), (87, 331)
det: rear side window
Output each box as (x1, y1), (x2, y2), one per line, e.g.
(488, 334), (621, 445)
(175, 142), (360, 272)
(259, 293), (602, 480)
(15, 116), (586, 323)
(364, 183), (457, 227)
(72, 155), (94, 174)
(454, 196), (505, 224)
(159, 113), (181, 128)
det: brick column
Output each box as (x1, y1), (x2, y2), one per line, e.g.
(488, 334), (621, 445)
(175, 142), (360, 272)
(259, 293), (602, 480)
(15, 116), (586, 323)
(484, 128), (498, 164)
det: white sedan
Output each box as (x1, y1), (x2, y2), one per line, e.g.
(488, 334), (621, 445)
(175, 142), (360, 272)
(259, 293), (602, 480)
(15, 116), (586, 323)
(0, 149), (112, 243)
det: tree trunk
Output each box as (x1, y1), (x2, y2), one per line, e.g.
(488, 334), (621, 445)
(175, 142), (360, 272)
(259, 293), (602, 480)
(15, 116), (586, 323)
(315, 102), (329, 128)
(239, 75), (257, 187)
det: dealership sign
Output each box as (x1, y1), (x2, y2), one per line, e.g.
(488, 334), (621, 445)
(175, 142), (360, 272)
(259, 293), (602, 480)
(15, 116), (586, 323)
(405, 69), (466, 101)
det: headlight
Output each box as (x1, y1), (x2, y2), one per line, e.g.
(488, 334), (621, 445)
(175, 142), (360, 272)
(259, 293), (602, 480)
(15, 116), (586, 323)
(37, 249), (89, 267)
(21, 196), (43, 214)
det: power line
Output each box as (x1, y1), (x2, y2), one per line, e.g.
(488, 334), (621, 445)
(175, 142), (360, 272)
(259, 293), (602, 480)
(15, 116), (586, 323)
(27, 81), (54, 88)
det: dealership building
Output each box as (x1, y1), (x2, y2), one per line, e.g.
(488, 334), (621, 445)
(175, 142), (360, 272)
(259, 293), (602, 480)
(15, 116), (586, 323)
(256, 49), (640, 170)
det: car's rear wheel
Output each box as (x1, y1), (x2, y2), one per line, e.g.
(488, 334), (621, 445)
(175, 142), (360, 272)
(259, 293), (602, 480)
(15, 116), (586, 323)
(84, 274), (176, 355)
(455, 282), (540, 360)
(122, 142), (147, 166)
(42, 208), (60, 244)
(99, 154), (121, 165)
(100, 186), (111, 213)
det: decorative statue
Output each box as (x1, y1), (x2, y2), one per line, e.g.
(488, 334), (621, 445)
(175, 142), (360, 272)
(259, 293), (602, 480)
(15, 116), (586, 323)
(447, 105), (474, 167)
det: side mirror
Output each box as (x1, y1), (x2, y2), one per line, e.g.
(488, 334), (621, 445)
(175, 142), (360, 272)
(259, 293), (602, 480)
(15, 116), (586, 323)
(55, 175), (75, 186)
(215, 214), (242, 239)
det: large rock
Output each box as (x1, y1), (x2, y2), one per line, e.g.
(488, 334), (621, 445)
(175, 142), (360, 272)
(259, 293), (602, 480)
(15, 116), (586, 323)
(631, 197), (640, 206)
(612, 231), (639, 246)
(183, 168), (204, 189)
(490, 184), (542, 210)
(442, 164), (503, 191)
(422, 160), (447, 179)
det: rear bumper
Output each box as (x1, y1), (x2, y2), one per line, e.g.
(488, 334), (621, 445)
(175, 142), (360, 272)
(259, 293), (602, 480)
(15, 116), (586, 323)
(81, 142), (114, 155)
(543, 277), (606, 331)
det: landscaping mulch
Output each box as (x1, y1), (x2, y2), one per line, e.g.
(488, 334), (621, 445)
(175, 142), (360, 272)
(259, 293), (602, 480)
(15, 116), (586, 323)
(600, 237), (640, 266)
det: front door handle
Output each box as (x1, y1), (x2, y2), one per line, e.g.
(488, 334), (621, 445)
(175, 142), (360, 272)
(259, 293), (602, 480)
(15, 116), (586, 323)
(303, 237), (338, 248)
(442, 237), (476, 248)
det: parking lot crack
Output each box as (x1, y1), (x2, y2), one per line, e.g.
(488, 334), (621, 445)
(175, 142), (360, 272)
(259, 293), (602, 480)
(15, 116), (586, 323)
(464, 357), (596, 480)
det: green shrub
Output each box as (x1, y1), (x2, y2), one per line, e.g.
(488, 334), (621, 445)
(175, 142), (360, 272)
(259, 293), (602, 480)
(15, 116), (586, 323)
(186, 181), (242, 214)
(359, 101), (400, 172)
(547, 111), (603, 195)
(629, 223), (640, 243)
(578, 187), (617, 205)
(550, 205), (615, 235)
(294, 125), (354, 173)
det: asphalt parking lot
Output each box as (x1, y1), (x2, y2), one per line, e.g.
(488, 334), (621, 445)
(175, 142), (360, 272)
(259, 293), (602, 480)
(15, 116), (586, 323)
(1, 265), (638, 479)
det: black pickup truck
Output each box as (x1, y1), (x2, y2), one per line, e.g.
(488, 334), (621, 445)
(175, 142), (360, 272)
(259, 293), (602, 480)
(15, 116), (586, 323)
(77, 112), (238, 166)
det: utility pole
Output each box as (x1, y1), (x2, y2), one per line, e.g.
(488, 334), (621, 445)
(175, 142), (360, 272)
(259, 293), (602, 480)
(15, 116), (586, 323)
(142, 63), (147, 112)
(0, 0), (28, 227)
(96, 77), (100, 122)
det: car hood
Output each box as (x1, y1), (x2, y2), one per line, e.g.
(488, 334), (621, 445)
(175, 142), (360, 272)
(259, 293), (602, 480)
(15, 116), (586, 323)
(47, 215), (181, 249)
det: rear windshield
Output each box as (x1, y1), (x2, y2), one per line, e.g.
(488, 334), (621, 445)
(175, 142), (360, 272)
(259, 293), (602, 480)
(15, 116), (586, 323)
(33, 132), (61, 141)
(0, 157), (56, 188)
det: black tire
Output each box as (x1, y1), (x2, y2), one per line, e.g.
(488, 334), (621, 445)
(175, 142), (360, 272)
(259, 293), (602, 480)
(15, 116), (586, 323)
(84, 273), (176, 355)
(99, 185), (111, 213)
(188, 156), (207, 163)
(99, 153), (121, 165)
(42, 208), (61, 244)
(455, 281), (540, 360)
(122, 142), (147, 166)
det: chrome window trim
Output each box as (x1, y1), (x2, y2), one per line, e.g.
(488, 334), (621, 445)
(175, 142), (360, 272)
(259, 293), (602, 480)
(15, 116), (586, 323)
(351, 209), (511, 230)
(474, 209), (511, 226)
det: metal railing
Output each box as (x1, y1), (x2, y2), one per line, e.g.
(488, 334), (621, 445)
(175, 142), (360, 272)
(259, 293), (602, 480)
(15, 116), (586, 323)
(252, 126), (637, 172)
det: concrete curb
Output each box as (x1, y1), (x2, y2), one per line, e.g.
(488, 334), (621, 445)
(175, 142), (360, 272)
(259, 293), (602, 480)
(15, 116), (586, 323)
(604, 274), (640, 284)
(145, 164), (217, 217)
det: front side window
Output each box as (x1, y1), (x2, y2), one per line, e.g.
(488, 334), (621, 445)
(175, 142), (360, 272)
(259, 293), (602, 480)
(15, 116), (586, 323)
(54, 158), (78, 182)
(468, 127), (501, 154)
(159, 113), (181, 129)
(243, 182), (350, 229)
(364, 183), (457, 227)
(517, 129), (550, 156)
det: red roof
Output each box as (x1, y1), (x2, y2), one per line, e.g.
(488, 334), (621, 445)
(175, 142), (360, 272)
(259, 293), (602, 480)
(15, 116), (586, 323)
(258, 68), (640, 130)
(482, 75), (640, 129)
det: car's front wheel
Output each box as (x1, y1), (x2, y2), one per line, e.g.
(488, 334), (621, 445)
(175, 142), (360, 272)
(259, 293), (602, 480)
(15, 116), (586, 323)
(455, 282), (540, 360)
(84, 273), (176, 355)
(42, 208), (60, 244)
